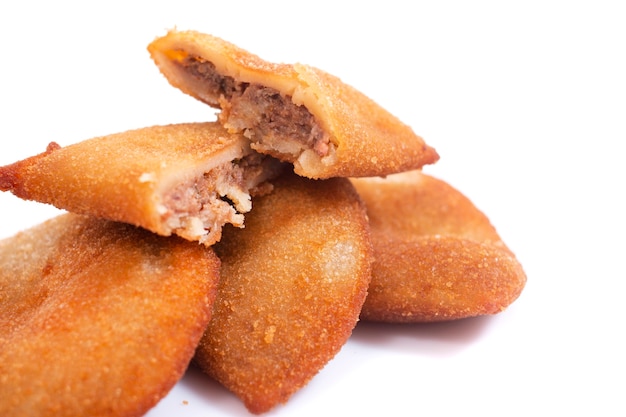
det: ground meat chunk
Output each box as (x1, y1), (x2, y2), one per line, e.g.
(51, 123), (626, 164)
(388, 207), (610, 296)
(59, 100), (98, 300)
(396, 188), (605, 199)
(183, 58), (246, 100)
(160, 153), (281, 246)
(181, 57), (331, 159)
(225, 85), (329, 157)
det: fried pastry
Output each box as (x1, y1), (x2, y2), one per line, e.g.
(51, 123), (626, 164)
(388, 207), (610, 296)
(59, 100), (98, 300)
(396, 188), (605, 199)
(193, 171), (372, 414)
(0, 213), (221, 417)
(351, 171), (526, 322)
(148, 30), (439, 179)
(0, 122), (284, 246)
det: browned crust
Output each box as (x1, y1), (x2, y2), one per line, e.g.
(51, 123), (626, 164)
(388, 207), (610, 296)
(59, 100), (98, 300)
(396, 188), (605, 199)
(351, 171), (526, 322)
(148, 30), (439, 179)
(0, 214), (220, 416)
(193, 171), (373, 414)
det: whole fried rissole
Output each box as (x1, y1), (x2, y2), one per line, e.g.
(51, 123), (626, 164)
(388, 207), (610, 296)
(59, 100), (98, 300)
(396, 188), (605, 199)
(148, 30), (439, 179)
(351, 171), (526, 322)
(0, 214), (221, 416)
(0, 122), (284, 246)
(193, 171), (372, 414)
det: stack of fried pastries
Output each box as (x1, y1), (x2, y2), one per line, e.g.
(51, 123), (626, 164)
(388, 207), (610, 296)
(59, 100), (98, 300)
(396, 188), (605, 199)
(0, 29), (526, 416)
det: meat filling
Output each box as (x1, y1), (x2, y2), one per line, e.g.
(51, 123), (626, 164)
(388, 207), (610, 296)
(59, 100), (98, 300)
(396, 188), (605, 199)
(160, 153), (281, 245)
(183, 57), (331, 160)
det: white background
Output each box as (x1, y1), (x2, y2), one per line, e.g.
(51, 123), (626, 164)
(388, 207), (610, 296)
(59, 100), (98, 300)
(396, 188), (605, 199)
(1, 1), (624, 416)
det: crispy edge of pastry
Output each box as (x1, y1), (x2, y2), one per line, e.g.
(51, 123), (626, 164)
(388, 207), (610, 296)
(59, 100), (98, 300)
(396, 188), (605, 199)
(147, 29), (439, 179)
(193, 171), (373, 414)
(0, 213), (221, 416)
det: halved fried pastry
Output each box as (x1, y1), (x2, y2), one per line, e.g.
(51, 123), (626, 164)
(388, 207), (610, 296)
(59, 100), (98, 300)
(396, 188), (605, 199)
(0, 122), (284, 246)
(351, 171), (526, 322)
(0, 213), (221, 417)
(193, 171), (372, 414)
(148, 30), (439, 179)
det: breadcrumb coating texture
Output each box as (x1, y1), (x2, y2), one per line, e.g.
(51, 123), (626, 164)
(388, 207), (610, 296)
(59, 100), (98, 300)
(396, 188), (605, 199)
(194, 172), (372, 414)
(0, 214), (220, 416)
(351, 171), (526, 322)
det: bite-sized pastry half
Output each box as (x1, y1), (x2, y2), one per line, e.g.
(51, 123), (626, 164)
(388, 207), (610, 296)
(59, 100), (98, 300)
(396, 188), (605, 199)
(148, 30), (439, 179)
(0, 122), (285, 246)
(351, 170), (526, 323)
(193, 171), (373, 414)
(0, 213), (221, 417)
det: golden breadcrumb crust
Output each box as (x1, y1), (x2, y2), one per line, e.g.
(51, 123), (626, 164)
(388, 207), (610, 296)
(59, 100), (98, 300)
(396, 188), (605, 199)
(0, 214), (220, 416)
(194, 171), (372, 414)
(351, 171), (526, 322)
